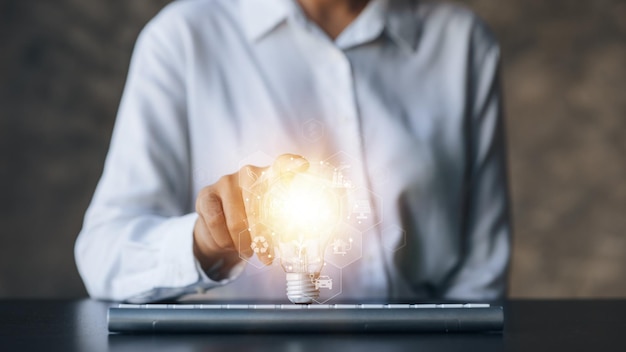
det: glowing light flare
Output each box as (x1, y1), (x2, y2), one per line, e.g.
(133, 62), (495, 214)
(263, 173), (342, 242)
(252, 160), (349, 304)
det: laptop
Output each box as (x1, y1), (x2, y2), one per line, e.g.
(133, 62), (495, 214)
(108, 302), (504, 333)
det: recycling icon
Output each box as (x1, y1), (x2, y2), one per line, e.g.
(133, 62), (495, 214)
(250, 236), (270, 254)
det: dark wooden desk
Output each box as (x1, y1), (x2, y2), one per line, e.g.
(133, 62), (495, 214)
(0, 299), (625, 351)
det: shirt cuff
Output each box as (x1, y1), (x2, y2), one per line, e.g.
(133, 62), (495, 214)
(159, 210), (246, 292)
(124, 212), (247, 303)
(194, 257), (247, 293)
(152, 212), (200, 287)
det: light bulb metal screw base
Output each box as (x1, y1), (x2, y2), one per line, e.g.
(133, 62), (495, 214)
(286, 273), (319, 304)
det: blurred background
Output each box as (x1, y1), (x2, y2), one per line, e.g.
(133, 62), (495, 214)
(0, 0), (624, 298)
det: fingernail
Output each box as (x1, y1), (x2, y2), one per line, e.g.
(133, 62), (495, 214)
(292, 157), (309, 171)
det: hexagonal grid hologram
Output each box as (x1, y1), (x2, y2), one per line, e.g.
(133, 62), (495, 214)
(233, 149), (389, 303)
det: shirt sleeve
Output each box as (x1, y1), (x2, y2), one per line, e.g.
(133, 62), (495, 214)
(442, 19), (512, 300)
(74, 11), (242, 303)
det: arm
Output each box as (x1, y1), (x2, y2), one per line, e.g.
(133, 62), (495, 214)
(442, 19), (512, 300)
(75, 11), (308, 301)
(75, 14), (219, 302)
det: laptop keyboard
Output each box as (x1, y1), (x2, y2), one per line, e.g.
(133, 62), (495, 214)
(117, 303), (491, 309)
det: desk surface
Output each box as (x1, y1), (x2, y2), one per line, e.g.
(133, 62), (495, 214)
(0, 299), (625, 351)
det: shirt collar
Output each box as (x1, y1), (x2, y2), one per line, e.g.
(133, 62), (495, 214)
(334, 0), (388, 50)
(239, 0), (291, 42)
(239, 0), (421, 51)
(385, 0), (422, 51)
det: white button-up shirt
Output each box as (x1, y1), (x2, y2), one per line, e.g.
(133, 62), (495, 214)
(75, 0), (511, 303)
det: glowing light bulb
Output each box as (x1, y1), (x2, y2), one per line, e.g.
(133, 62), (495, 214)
(260, 162), (344, 304)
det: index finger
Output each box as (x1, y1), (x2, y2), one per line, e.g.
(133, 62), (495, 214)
(272, 154), (310, 177)
(239, 153), (310, 193)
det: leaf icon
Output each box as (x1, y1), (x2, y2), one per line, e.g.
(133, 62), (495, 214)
(246, 167), (259, 182)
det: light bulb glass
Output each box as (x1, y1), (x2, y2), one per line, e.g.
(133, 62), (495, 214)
(260, 163), (344, 303)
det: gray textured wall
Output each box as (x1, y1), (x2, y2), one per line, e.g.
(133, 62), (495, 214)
(0, 0), (624, 298)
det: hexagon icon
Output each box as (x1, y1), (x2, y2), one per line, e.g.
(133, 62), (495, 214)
(238, 224), (275, 269)
(312, 263), (343, 304)
(302, 118), (325, 143)
(325, 225), (362, 269)
(381, 224), (407, 252)
(237, 150), (274, 195)
(323, 151), (361, 190)
(342, 187), (383, 232)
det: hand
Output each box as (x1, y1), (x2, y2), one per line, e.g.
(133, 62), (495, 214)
(193, 154), (309, 280)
